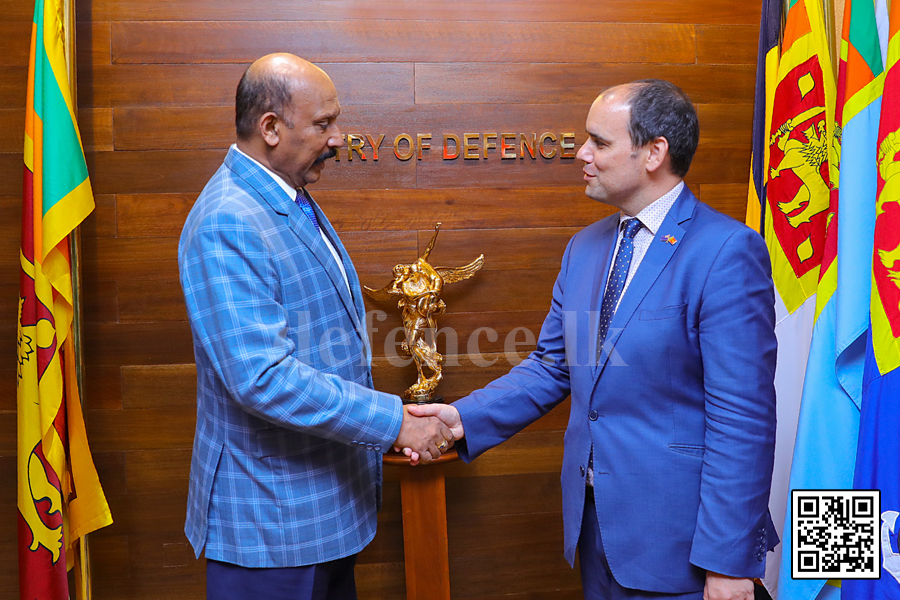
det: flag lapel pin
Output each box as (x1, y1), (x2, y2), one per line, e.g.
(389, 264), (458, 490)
(661, 234), (678, 245)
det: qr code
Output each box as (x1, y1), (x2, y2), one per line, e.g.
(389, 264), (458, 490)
(791, 489), (880, 579)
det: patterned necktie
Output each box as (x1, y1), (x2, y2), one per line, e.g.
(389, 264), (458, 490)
(596, 217), (643, 361)
(295, 188), (321, 234)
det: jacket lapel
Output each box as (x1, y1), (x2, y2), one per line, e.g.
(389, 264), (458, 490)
(593, 187), (698, 379)
(225, 149), (362, 333)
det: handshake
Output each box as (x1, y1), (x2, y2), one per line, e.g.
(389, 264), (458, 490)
(392, 403), (465, 465)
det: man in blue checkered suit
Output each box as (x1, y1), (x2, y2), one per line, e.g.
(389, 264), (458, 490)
(178, 54), (453, 600)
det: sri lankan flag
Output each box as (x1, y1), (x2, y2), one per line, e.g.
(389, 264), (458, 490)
(755, 0), (834, 594)
(17, 0), (111, 598)
(765, 0), (835, 314)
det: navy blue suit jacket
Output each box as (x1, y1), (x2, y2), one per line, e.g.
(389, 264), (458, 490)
(454, 186), (778, 593)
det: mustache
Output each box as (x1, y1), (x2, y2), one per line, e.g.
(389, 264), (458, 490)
(314, 147), (337, 164)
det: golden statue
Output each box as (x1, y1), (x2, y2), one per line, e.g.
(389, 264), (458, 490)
(364, 223), (483, 403)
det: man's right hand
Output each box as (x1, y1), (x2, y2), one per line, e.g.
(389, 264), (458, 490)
(393, 406), (454, 464)
(407, 403), (464, 440)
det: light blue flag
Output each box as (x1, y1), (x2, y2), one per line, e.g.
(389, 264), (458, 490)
(776, 31), (883, 600)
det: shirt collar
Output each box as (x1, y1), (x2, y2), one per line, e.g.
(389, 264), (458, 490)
(231, 143), (299, 201)
(618, 181), (684, 236)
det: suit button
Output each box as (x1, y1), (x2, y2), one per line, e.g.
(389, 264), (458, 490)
(589, 410), (599, 421)
(580, 466), (585, 477)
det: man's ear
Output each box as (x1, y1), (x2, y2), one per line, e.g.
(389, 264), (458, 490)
(259, 112), (280, 148)
(645, 136), (670, 174)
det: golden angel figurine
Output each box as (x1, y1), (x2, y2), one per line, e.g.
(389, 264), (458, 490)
(364, 223), (483, 403)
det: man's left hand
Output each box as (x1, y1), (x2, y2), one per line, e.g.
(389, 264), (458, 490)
(704, 572), (754, 600)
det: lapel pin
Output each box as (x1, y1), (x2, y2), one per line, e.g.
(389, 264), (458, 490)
(661, 235), (678, 245)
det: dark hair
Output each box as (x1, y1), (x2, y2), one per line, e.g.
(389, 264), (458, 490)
(235, 69), (295, 139)
(624, 80), (699, 177)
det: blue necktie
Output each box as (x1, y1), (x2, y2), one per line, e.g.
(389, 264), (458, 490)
(295, 189), (321, 233)
(596, 218), (643, 360)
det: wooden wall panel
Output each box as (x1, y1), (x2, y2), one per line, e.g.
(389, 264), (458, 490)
(0, 1), (762, 597)
(80, 63), (414, 108)
(0, 414), (15, 455)
(83, 237), (180, 281)
(0, 457), (17, 600)
(0, 22), (31, 67)
(111, 22), (696, 65)
(685, 145), (752, 184)
(418, 157), (585, 189)
(77, 0), (759, 24)
(698, 104), (754, 145)
(699, 183), (753, 221)
(76, 20), (112, 66)
(0, 67), (28, 107)
(0, 109), (24, 152)
(415, 64), (756, 105)
(4, 0), (34, 20)
(0, 154), (20, 195)
(84, 366), (123, 410)
(121, 367), (193, 411)
(82, 278), (119, 324)
(78, 108), (115, 152)
(0, 3), (30, 595)
(0, 352), (18, 413)
(80, 193), (117, 238)
(83, 322), (195, 367)
(696, 25), (759, 64)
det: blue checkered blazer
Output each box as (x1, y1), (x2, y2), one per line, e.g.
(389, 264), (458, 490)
(179, 147), (404, 567)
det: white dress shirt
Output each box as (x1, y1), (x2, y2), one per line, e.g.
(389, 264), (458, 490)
(604, 181), (684, 311)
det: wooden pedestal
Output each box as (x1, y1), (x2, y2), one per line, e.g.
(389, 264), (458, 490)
(384, 450), (459, 600)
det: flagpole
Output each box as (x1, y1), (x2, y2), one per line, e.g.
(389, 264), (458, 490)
(62, 0), (93, 598)
(831, 0), (845, 71)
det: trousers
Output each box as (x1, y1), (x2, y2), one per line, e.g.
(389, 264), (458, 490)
(579, 488), (704, 600)
(206, 555), (358, 600)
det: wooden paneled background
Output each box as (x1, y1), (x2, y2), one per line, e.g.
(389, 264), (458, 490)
(0, 1), (759, 598)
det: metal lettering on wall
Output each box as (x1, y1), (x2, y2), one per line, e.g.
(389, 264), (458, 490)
(333, 132), (579, 161)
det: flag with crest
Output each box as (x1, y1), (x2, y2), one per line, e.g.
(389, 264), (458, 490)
(779, 0), (885, 598)
(751, 0), (833, 593)
(18, 0), (112, 598)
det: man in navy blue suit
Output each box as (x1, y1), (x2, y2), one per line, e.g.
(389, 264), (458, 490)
(410, 80), (778, 600)
(179, 54), (453, 600)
